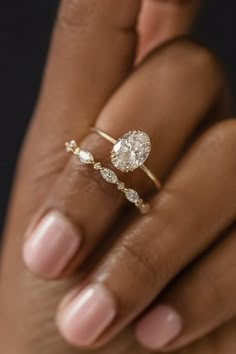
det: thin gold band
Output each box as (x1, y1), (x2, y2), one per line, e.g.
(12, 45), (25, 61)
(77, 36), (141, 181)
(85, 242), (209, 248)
(90, 127), (162, 190)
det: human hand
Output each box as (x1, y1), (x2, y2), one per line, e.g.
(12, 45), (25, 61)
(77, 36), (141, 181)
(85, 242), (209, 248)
(1, 1), (235, 354)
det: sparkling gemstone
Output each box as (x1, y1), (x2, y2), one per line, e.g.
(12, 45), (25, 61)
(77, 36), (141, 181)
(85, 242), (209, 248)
(100, 168), (118, 184)
(125, 189), (140, 203)
(135, 198), (143, 207)
(117, 181), (125, 190)
(111, 130), (151, 172)
(94, 162), (102, 170)
(77, 150), (94, 164)
(65, 140), (77, 152)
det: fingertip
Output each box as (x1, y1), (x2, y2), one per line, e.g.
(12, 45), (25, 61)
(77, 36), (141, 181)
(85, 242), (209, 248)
(23, 210), (82, 279)
(135, 305), (183, 350)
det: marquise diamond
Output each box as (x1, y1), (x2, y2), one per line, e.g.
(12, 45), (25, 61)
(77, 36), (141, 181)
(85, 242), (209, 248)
(125, 189), (140, 203)
(111, 130), (151, 172)
(100, 168), (118, 184)
(77, 150), (94, 164)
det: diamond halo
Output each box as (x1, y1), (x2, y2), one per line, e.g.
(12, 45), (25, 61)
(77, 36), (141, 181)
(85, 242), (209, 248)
(111, 130), (151, 172)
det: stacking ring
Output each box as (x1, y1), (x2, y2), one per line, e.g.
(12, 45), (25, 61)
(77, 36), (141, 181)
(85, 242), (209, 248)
(90, 128), (161, 190)
(65, 140), (150, 214)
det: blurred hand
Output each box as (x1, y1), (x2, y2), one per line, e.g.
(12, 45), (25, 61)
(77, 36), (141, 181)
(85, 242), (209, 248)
(1, 1), (236, 354)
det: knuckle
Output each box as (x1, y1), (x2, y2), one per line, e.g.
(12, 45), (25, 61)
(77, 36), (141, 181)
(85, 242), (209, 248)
(122, 242), (158, 289)
(57, 0), (137, 33)
(120, 233), (167, 291)
(201, 119), (236, 180)
(175, 39), (219, 71)
(156, 38), (224, 85)
(204, 272), (226, 312)
(57, 0), (95, 30)
(206, 119), (236, 154)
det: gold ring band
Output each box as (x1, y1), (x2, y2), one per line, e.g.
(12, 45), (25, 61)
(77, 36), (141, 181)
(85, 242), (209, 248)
(65, 140), (150, 214)
(90, 127), (161, 190)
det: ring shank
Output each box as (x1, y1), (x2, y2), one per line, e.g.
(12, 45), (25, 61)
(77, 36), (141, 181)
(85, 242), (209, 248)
(90, 127), (162, 190)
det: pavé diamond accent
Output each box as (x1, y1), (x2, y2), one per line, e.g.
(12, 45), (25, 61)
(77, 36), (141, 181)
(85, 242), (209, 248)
(111, 130), (151, 172)
(100, 168), (118, 184)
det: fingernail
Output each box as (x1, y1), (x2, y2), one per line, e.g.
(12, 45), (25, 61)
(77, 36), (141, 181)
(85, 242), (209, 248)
(23, 210), (81, 278)
(135, 305), (183, 350)
(57, 284), (116, 347)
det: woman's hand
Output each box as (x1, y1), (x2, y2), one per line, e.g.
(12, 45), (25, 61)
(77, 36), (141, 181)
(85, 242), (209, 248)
(1, 1), (236, 354)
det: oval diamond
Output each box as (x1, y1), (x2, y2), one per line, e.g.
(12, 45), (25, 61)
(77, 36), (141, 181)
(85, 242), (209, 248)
(100, 168), (118, 184)
(77, 150), (94, 164)
(111, 130), (151, 172)
(125, 189), (139, 203)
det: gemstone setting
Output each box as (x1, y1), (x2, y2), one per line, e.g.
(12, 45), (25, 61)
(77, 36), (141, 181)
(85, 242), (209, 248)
(94, 162), (102, 170)
(100, 168), (118, 184)
(125, 189), (140, 203)
(77, 150), (94, 164)
(111, 130), (151, 172)
(65, 140), (77, 153)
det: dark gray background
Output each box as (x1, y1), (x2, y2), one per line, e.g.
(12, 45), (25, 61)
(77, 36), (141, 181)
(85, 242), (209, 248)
(0, 1), (235, 233)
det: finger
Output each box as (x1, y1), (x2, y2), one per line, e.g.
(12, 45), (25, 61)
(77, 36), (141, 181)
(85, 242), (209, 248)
(168, 318), (236, 354)
(57, 119), (236, 348)
(34, 0), (141, 135)
(23, 40), (227, 280)
(136, 224), (236, 351)
(137, 0), (201, 62)
(17, 0), (142, 215)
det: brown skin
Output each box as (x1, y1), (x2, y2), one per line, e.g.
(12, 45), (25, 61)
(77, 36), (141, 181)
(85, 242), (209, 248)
(1, 1), (236, 353)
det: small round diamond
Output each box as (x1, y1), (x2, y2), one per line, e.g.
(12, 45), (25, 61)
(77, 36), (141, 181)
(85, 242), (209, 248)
(139, 203), (150, 214)
(111, 130), (151, 172)
(135, 198), (143, 207)
(65, 140), (77, 152)
(117, 182), (125, 190)
(125, 189), (139, 203)
(100, 168), (118, 184)
(94, 162), (102, 170)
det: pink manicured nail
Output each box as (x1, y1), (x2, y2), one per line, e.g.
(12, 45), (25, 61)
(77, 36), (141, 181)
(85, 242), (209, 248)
(23, 210), (81, 278)
(135, 305), (183, 350)
(57, 284), (116, 346)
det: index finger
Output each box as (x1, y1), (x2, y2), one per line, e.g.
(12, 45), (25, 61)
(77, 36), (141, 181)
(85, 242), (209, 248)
(20, 0), (142, 200)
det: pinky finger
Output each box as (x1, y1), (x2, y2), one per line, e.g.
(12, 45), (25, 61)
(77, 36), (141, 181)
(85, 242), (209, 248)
(135, 224), (236, 351)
